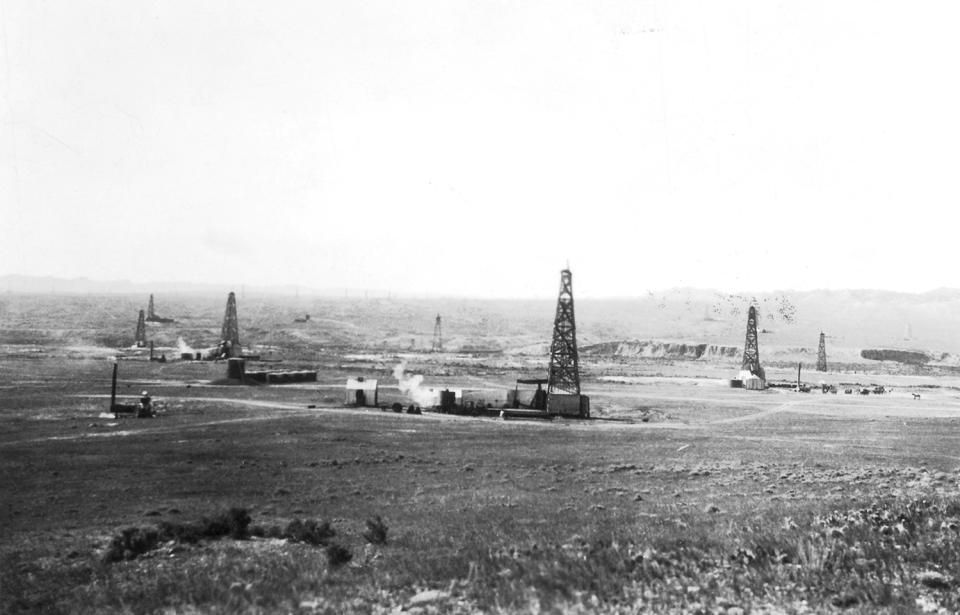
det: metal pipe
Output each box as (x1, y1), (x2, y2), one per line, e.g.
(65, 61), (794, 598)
(111, 362), (118, 416)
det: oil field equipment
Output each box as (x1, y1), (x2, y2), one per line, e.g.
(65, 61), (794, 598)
(227, 358), (246, 380)
(134, 309), (147, 348)
(816, 332), (827, 372)
(546, 267), (590, 417)
(512, 378), (547, 410)
(109, 362), (139, 417)
(217, 291), (242, 358)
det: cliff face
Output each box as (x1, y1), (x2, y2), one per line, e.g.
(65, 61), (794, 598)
(860, 349), (931, 365)
(581, 340), (740, 361)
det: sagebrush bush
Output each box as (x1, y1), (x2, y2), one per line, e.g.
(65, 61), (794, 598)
(325, 543), (352, 568)
(363, 515), (388, 545)
(200, 507), (252, 539)
(284, 519), (336, 545)
(101, 527), (161, 563)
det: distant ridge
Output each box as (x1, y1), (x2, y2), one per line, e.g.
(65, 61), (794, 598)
(2, 274), (959, 301)
(0, 275), (376, 298)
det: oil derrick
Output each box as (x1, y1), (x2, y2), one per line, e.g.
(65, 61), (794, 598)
(432, 314), (443, 351)
(741, 305), (764, 379)
(548, 268), (580, 395)
(145, 293), (174, 323)
(134, 309), (147, 348)
(217, 291), (242, 358)
(816, 332), (827, 372)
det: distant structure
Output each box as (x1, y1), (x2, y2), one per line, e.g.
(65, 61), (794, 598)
(432, 314), (443, 352)
(548, 268), (580, 395)
(741, 305), (764, 381)
(217, 292), (242, 358)
(134, 309), (147, 348)
(816, 332), (827, 372)
(145, 294), (174, 323)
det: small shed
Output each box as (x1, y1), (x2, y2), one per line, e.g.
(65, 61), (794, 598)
(345, 378), (378, 407)
(743, 375), (766, 390)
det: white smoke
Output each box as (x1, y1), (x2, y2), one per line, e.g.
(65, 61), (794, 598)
(177, 337), (195, 355)
(393, 362), (438, 407)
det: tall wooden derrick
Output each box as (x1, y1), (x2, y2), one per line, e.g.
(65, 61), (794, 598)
(134, 309), (147, 348)
(432, 314), (443, 352)
(816, 332), (827, 372)
(218, 292), (242, 358)
(741, 305), (763, 379)
(548, 268), (580, 395)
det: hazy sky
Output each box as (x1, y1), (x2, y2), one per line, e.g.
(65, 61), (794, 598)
(2, 2), (958, 298)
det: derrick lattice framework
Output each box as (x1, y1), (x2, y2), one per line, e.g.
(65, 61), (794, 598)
(218, 292), (242, 358)
(741, 305), (762, 378)
(816, 332), (827, 372)
(432, 314), (443, 352)
(548, 268), (580, 395)
(135, 309), (147, 348)
(148, 294), (156, 320)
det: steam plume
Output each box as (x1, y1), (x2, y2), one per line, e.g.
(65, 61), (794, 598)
(393, 362), (437, 407)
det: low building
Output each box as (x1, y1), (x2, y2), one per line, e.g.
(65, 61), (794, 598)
(345, 378), (378, 407)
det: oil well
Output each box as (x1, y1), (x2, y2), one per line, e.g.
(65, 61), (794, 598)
(816, 332), (827, 372)
(545, 267), (590, 417)
(734, 305), (766, 390)
(432, 314), (443, 352)
(134, 309), (147, 348)
(217, 292), (242, 359)
(145, 294), (175, 323)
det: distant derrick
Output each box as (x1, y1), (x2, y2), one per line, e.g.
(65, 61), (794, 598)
(548, 268), (580, 395)
(134, 310), (147, 348)
(432, 314), (443, 352)
(816, 332), (827, 372)
(145, 294), (175, 323)
(741, 305), (764, 380)
(217, 292), (242, 358)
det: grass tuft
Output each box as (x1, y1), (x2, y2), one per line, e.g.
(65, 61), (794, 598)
(362, 515), (388, 545)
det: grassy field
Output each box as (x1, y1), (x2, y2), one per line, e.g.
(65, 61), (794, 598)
(4, 354), (960, 613)
(4, 294), (960, 613)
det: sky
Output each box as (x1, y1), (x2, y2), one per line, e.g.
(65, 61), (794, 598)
(2, 1), (959, 299)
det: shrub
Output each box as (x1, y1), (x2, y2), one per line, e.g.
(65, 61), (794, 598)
(284, 519), (336, 545)
(363, 515), (388, 545)
(157, 520), (203, 544)
(325, 543), (352, 568)
(199, 507), (252, 539)
(101, 527), (161, 564)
